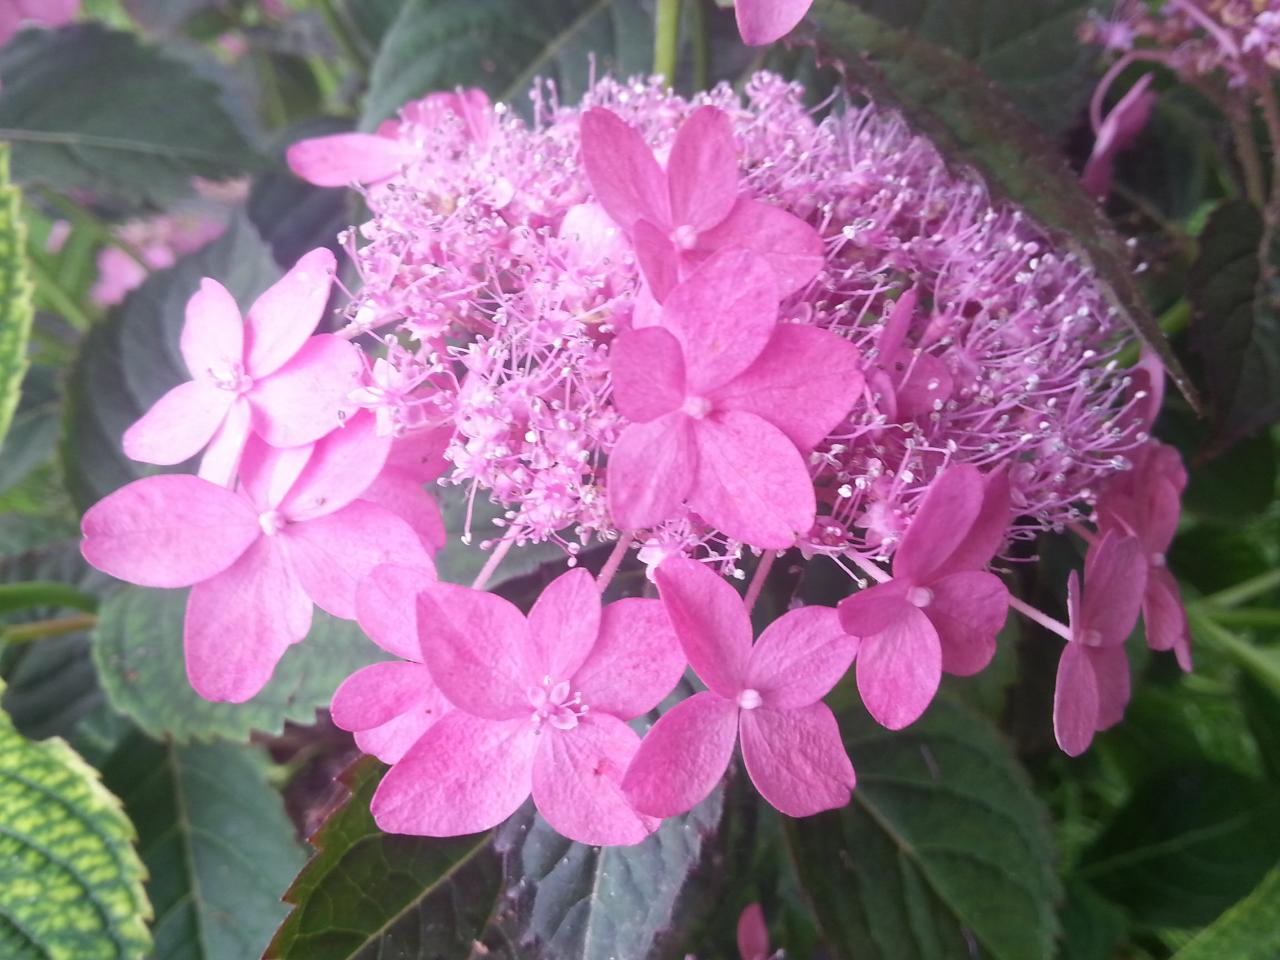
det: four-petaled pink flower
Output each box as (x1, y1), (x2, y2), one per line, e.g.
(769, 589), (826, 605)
(371, 568), (686, 846)
(735, 0), (813, 46)
(837, 465), (1011, 730)
(1053, 531), (1148, 756)
(608, 247), (863, 547)
(623, 558), (856, 818)
(122, 248), (362, 485)
(580, 105), (822, 301)
(82, 412), (430, 702)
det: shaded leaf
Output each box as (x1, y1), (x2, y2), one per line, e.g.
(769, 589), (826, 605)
(0, 24), (257, 212)
(99, 731), (305, 960)
(0, 145), (33, 458)
(1241, 674), (1280, 783)
(1169, 861), (1280, 960)
(92, 586), (383, 743)
(785, 697), (1060, 960)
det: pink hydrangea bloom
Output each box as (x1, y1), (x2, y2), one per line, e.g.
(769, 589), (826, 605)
(0, 0), (77, 47)
(371, 568), (686, 845)
(91, 212), (226, 307)
(1082, 74), (1156, 200)
(1053, 531), (1148, 756)
(122, 248), (362, 485)
(609, 247), (864, 547)
(81, 413), (431, 702)
(735, 0), (812, 46)
(623, 558), (856, 818)
(837, 465), (1011, 730)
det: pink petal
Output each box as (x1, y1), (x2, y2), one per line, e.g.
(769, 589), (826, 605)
(696, 199), (823, 295)
(179, 278), (243, 378)
(184, 537), (313, 702)
(661, 248), (779, 394)
(1080, 532), (1147, 645)
(654, 557), (751, 697)
(621, 690), (739, 818)
(244, 248), (336, 378)
(926, 571), (1009, 677)
(81, 475), (259, 588)
(877, 287), (918, 360)
(371, 713), (537, 836)
(634, 218), (680, 301)
(746, 606), (854, 710)
(942, 466), (1012, 573)
(277, 410), (391, 520)
(1090, 645), (1130, 731)
(355, 562), (437, 661)
(688, 411), (815, 549)
(286, 133), (414, 187)
(330, 660), (440, 732)
(607, 413), (696, 531)
(283, 500), (430, 620)
(735, 0), (812, 45)
(122, 379), (233, 466)
(360, 467), (447, 551)
(1144, 567), (1192, 671)
(855, 606), (941, 730)
(1083, 75), (1155, 200)
(572, 597), (685, 719)
(894, 465), (985, 584)
(416, 581), (532, 719)
(610, 325), (686, 423)
(527, 568), (601, 682)
(386, 427), (451, 483)
(579, 108), (670, 230)
(740, 702), (855, 817)
(354, 709), (440, 765)
(197, 396), (252, 486)
(737, 904), (770, 960)
(1053, 642), (1100, 757)
(710, 324), (863, 450)
(237, 435), (313, 511)
(892, 353), (954, 421)
(532, 713), (656, 846)
(666, 106), (739, 232)
(838, 580), (912, 637)
(248, 334), (363, 448)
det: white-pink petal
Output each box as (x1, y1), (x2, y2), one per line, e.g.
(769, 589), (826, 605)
(247, 334), (363, 449)
(179, 277), (244, 379)
(122, 379), (234, 466)
(243, 248), (336, 378)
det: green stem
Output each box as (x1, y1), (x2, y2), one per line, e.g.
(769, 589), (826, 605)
(1115, 299), (1190, 367)
(1188, 606), (1280, 694)
(2, 613), (98, 646)
(1228, 103), (1267, 208)
(315, 0), (371, 74)
(654, 0), (682, 85)
(1204, 607), (1280, 629)
(26, 254), (93, 331)
(689, 0), (709, 93)
(1202, 568), (1280, 609)
(0, 582), (99, 616)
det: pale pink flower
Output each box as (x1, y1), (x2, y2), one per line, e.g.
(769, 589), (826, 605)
(122, 248), (362, 485)
(91, 213), (226, 307)
(580, 105), (822, 300)
(81, 413), (430, 702)
(370, 568), (686, 845)
(623, 558), (856, 818)
(0, 0), (77, 47)
(1053, 531), (1148, 756)
(735, 0), (812, 46)
(608, 247), (863, 547)
(1083, 74), (1156, 200)
(837, 465), (1011, 730)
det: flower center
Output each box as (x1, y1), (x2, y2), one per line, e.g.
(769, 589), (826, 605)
(208, 361), (253, 394)
(1080, 628), (1103, 647)
(907, 586), (934, 608)
(681, 395), (712, 419)
(257, 510), (286, 536)
(1150, 552), (1166, 568)
(528, 676), (588, 731)
(737, 688), (763, 710)
(671, 223), (699, 251)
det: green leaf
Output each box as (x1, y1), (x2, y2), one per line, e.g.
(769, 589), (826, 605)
(60, 214), (279, 512)
(1189, 200), (1280, 448)
(92, 586), (384, 742)
(0, 689), (152, 959)
(99, 730), (306, 960)
(362, 0), (653, 128)
(1241, 675), (1280, 783)
(0, 24), (257, 212)
(784, 697), (1060, 960)
(1078, 762), (1280, 927)
(0, 145), (34, 458)
(1169, 861), (1280, 960)
(804, 0), (1195, 409)
(268, 754), (727, 959)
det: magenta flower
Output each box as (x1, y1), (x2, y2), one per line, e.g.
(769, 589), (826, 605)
(332, 563), (451, 763)
(122, 248), (362, 485)
(737, 903), (771, 960)
(623, 558), (856, 819)
(837, 465), (1011, 730)
(735, 0), (813, 46)
(82, 413), (430, 702)
(370, 568), (686, 846)
(866, 286), (955, 421)
(1053, 531), (1148, 756)
(1082, 74), (1156, 200)
(1097, 440), (1192, 671)
(608, 247), (863, 547)
(580, 105), (822, 300)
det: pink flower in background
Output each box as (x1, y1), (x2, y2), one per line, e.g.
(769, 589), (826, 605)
(372, 568), (686, 845)
(1083, 73), (1156, 200)
(838, 465), (1011, 730)
(91, 213), (226, 307)
(123, 248), (362, 485)
(737, 903), (771, 960)
(0, 0), (77, 47)
(82, 413), (431, 702)
(580, 105), (822, 300)
(1053, 532), (1148, 756)
(623, 558), (856, 818)
(608, 247), (863, 547)
(735, 0), (812, 46)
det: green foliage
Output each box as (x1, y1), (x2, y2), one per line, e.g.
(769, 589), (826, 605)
(99, 731), (306, 960)
(1168, 862), (1280, 960)
(92, 586), (384, 742)
(785, 697), (1060, 960)
(268, 755), (727, 959)
(0, 145), (34, 460)
(0, 690), (152, 959)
